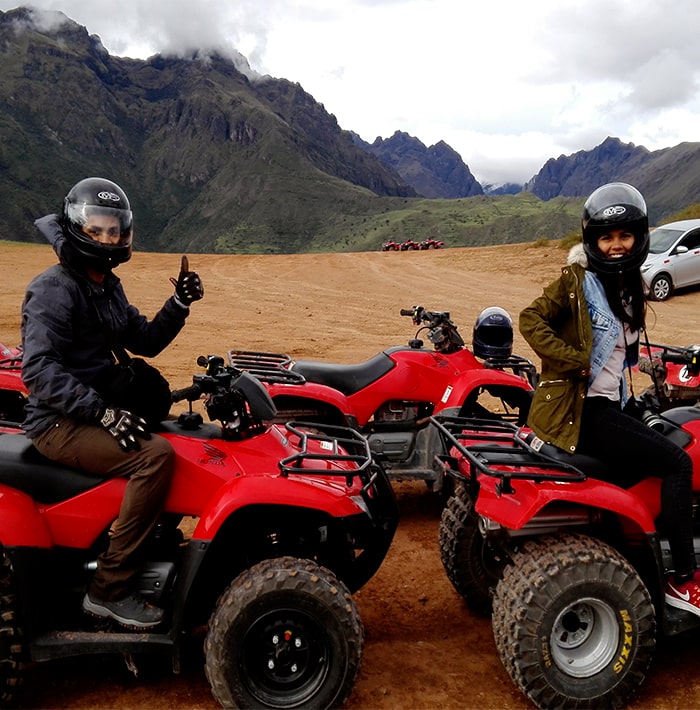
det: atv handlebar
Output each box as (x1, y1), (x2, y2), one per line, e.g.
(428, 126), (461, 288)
(400, 306), (464, 354)
(400, 305), (451, 326)
(171, 384), (203, 403)
(662, 349), (700, 367)
(171, 355), (276, 436)
(642, 343), (700, 377)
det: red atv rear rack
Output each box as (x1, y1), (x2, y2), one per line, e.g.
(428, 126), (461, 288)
(431, 415), (587, 495)
(227, 349), (306, 385)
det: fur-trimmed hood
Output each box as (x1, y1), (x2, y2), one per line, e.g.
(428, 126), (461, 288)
(567, 242), (588, 268)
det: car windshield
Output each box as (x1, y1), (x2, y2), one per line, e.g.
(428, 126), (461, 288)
(648, 227), (684, 254)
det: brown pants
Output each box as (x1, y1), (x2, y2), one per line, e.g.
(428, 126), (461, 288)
(32, 417), (175, 601)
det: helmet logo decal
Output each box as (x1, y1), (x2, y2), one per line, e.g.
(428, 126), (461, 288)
(603, 205), (626, 217)
(97, 191), (121, 202)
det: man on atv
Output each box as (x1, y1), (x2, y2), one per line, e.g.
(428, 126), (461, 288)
(20, 177), (204, 629)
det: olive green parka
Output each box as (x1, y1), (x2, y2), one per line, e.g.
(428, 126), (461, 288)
(519, 246), (593, 453)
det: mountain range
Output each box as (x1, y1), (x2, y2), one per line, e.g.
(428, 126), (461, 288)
(1, 6), (699, 253)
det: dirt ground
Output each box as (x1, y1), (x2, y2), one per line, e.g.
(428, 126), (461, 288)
(2, 240), (700, 709)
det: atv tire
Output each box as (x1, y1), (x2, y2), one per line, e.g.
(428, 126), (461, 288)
(0, 548), (23, 705)
(204, 556), (363, 709)
(492, 533), (656, 709)
(439, 484), (505, 616)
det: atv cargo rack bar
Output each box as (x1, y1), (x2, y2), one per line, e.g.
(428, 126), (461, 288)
(430, 415), (587, 495)
(227, 349), (306, 385)
(279, 421), (373, 487)
(482, 354), (539, 389)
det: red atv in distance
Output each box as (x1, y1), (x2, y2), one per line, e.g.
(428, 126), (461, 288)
(227, 306), (536, 495)
(0, 351), (398, 708)
(399, 239), (420, 251)
(419, 238), (444, 250)
(381, 240), (400, 251)
(433, 342), (700, 709)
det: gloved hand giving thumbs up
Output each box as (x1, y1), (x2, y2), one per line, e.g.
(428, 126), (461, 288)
(170, 255), (204, 307)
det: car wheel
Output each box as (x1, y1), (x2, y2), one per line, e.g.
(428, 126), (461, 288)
(204, 556), (363, 709)
(650, 273), (673, 301)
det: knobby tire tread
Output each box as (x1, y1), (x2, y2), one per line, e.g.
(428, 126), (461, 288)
(204, 556), (363, 709)
(492, 533), (656, 710)
(439, 484), (496, 616)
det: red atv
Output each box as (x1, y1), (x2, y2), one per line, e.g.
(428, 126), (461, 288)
(226, 306), (535, 494)
(381, 240), (400, 251)
(636, 341), (700, 409)
(0, 343), (25, 429)
(0, 352), (398, 708)
(399, 240), (420, 251)
(419, 238), (444, 250)
(433, 343), (700, 709)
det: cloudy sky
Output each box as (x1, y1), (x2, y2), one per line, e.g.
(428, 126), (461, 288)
(4, 0), (700, 186)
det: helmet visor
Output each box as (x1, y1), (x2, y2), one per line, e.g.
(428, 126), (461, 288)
(65, 203), (133, 248)
(478, 325), (513, 347)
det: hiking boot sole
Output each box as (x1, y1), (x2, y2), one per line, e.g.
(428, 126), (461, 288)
(82, 593), (164, 629)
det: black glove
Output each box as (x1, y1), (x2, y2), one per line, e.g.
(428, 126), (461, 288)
(170, 255), (204, 306)
(98, 406), (151, 452)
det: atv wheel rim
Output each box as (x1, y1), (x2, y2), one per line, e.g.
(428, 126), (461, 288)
(242, 608), (330, 706)
(550, 597), (619, 678)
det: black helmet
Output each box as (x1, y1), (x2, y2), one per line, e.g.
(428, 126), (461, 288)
(473, 306), (513, 360)
(61, 177), (133, 271)
(581, 182), (649, 275)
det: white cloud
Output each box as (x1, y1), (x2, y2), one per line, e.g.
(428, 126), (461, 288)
(3, 0), (700, 185)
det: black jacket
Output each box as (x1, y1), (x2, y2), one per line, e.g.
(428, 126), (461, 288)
(21, 215), (188, 438)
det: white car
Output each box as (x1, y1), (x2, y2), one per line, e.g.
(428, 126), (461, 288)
(641, 218), (700, 300)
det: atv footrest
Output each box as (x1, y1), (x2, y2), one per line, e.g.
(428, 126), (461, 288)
(227, 349), (306, 384)
(31, 630), (173, 661)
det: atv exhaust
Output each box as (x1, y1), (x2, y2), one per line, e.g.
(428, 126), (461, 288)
(479, 507), (596, 538)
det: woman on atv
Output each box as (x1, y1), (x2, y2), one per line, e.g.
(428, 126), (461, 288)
(520, 182), (700, 616)
(21, 177), (204, 629)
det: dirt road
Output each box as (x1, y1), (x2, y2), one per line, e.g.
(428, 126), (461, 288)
(2, 240), (699, 709)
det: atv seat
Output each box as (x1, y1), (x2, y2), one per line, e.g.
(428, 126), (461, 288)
(520, 431), (611, 480)
(0, 432), (106, 504)
(290, 352), (395, 396)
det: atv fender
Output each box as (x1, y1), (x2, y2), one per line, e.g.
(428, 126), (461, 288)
(0, 484), (52, 547)
(190, 475), (370, 540)
(268, 381), (352, 416)
(435, 368), (532, 411)
(475, 475), (657, 534)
